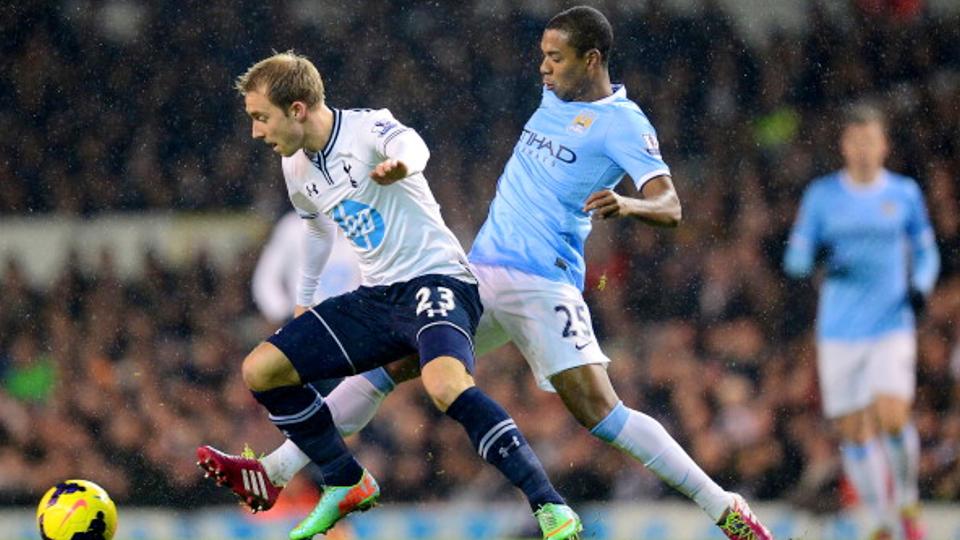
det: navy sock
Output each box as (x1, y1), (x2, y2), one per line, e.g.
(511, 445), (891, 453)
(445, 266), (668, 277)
(252, 386), (363, 486)
(446, 387), (564, 510)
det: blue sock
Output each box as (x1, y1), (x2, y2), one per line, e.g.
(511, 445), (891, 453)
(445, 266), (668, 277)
(252, 386), (363, 487)
(361, 366), (396, 394)
(446, 387), (564, 510)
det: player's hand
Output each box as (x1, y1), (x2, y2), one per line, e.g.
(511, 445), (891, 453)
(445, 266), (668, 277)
(293, 305), (309, 318)
(584, 189), (628, 219)
(908, 288), (927, 318)
(370, 159), (409, 185)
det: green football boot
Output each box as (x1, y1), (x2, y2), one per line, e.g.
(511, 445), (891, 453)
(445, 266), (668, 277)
(534, 503), (583, 539)
(288, 469), (380, 540)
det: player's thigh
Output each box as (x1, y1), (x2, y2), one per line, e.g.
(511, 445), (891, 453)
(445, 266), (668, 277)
(867, 331), (917, 431)
(817, 340), (873, 420)
(476, 264), (610, 392)
(267, 287), (410, 382)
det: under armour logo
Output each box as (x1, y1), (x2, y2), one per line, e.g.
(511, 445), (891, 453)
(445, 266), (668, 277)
(499, 436), (521, 458)
(343, 163), (358, 188)
(305, 182), (320, 197)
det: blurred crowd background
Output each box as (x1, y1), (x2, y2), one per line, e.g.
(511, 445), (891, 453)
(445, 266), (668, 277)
(1, 0), (959, 514)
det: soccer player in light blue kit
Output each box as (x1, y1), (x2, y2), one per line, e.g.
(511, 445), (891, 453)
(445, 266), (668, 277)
(784, 104), (940, 540)
(236, 7), (773, 539)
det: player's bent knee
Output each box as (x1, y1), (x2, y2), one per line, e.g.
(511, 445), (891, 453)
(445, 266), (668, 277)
(417, 324), (476, 411)
(569, 394), (617, 430)
(834, 409), (875, 443)
(421, 356), (474, 411)
(551, 365), (620, 429)
(242, 342), (300, 392)
(875, 398), (911, 434)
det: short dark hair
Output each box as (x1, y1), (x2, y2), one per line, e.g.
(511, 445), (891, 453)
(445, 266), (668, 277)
(546, 6), (613, 65)
(842, 102), (886, 130)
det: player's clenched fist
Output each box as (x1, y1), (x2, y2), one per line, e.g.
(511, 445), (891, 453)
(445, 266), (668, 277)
(370, 159), (409, 185)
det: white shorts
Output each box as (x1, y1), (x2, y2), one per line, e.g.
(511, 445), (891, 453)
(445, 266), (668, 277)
(817, 330), (917, 419)
(471, 264), (610, 391)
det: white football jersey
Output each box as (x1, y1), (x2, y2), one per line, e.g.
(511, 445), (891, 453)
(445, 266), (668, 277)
(281, 108), (473, 287)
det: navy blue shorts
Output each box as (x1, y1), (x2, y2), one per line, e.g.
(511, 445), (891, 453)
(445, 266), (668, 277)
(267, 274), (482, 382)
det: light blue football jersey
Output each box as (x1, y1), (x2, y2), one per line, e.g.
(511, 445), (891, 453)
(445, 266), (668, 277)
(783, 170), (940, 340)
(469, 85), (670, 290)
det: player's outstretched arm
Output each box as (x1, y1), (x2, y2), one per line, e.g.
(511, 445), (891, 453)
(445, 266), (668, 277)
(583, 175), (681, 227)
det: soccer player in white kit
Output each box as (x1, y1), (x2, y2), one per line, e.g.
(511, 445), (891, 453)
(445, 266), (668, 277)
(243, 8), (774, 540)
(784, 104), (940, 540)
(196, 51), (582, 540)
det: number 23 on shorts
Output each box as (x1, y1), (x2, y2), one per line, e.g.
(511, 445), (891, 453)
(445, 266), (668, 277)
(416, 286), (457, 318)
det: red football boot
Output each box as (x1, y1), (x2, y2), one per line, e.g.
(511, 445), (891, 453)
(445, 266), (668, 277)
(196, 445), (282, 513)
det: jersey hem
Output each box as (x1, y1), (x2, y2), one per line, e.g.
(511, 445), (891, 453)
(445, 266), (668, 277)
(817, 324), (915, 343)
(468, 256), (580, 290)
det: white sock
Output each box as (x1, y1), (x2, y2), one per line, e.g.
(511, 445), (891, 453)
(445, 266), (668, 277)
(260, 438), (310, 486)
(261, 372), (393, 485)
(591, 402), (733, 522)
(841, 439), (894, 529)
(326, 372), (392, 437)
(881, 422), (920, 509)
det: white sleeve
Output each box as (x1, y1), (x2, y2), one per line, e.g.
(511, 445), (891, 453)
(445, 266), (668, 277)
(370, 109), (430, 176)
(252, 216), (300, 323)
(383, 130), (430, 176)
(298, 216), (339, 306)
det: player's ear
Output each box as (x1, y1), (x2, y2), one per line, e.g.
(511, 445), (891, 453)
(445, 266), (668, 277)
(584, 48), (602, 69)
(289, 101), (307, 121)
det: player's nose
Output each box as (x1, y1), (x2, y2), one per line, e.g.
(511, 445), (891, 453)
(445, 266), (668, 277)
(539, 58), (550, 75)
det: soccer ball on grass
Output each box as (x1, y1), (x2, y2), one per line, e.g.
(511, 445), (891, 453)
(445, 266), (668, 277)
(36, 479), (118, 540)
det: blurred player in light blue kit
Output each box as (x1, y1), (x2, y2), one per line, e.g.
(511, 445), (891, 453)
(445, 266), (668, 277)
(784, 104), (940, 540)
(251, 7), (774, 540)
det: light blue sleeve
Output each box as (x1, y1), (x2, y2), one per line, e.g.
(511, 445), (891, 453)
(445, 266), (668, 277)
(603, 109), (671, 190)
(783, 185), (821, 278)
(905, 181), (940, 295)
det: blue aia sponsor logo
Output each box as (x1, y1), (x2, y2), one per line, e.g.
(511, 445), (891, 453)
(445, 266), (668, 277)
(331, 200), (385, 250)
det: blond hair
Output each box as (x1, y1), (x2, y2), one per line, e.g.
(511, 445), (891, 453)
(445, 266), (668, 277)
(235, 51), (325, 111)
